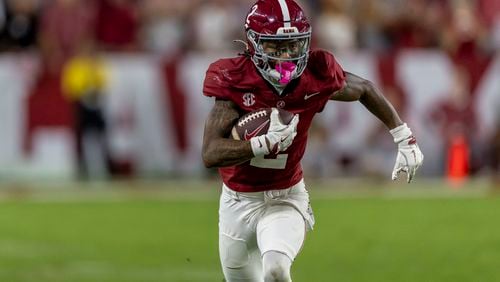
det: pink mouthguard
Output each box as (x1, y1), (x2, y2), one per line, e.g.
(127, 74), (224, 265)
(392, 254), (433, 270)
(275, 62), (296, 84)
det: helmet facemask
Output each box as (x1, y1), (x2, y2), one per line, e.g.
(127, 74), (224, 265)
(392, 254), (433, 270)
(247, 28), (311, 91)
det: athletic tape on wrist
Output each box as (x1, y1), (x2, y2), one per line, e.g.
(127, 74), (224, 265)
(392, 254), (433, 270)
(389, 123), (413, 143)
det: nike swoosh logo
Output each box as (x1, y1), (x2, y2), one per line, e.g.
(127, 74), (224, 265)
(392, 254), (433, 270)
(244, 120), (270, 140)
(304, 92), (320, 100)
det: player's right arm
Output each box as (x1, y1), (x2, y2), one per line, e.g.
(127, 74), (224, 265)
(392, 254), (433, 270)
(202, 99), (299, 168)
(202, 99), (255, 168)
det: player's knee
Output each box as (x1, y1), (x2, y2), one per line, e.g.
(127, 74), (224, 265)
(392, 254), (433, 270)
(263, 252), (291, 282)
(264, 263), (291, 282)
(264, 265), (290, 282)
(220, 234), (249, 268)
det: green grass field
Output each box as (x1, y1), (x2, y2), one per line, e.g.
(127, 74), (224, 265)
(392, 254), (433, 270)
(0, 179), (499, 282)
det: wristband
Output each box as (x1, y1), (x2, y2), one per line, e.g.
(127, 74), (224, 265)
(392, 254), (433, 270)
(389, 123), (413, 143)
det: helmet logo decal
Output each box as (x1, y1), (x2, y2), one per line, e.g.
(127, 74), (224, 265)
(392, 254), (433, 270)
(245, 5), (258, 29)
(243, 93), (256, 107)
(277, 0), (291, 28)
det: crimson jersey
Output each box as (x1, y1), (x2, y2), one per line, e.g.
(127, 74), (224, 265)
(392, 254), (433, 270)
(203, 49), (345, 192)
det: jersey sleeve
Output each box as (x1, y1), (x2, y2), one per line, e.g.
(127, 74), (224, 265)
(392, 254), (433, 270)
(309, 49), (346, 93)
(203, 60), (232, 99)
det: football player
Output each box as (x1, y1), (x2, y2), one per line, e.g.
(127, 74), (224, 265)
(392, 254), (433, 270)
(202, 0), (424, 281)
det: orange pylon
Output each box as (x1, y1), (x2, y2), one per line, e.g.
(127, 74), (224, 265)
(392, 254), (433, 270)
(446, 135), (470, 188)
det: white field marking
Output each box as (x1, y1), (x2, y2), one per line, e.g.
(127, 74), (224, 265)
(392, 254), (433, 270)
(0, 240), (58, 259)
(0, 239), (101, 259)
(0, 240), (220, 281)
(0, 260), (219, 282)
(62, 262), (220, 281)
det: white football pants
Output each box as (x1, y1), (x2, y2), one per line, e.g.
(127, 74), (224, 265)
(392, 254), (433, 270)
(218, 179), (314, 281)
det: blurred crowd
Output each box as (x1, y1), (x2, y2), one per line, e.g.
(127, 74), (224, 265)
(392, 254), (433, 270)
(0, 0), (499, 182)
(1, 0), (499, 56)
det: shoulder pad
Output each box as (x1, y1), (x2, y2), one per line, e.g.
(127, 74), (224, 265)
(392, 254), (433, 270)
(308, 49), (340, 79)
(206, 57), (248, 87)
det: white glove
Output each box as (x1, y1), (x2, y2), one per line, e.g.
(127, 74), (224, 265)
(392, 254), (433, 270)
(250, 108), (299, 157)
(390, 123), (424, 183)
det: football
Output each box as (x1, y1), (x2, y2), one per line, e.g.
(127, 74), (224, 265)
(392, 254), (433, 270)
(231, 108), (294, 140)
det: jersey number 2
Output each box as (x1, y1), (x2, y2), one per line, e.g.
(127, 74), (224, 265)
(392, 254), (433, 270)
(250, 153), (288, 169)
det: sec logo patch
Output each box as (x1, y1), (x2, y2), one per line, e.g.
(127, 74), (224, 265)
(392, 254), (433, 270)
(243, 93), (255, 106)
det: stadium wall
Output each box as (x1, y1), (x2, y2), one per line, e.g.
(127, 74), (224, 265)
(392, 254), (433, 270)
(0, 51), (498, 179)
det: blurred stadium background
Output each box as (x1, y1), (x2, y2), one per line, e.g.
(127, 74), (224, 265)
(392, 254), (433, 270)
(0, 0), (499, 281)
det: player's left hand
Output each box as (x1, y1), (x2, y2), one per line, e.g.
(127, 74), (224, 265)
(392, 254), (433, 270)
(390, 123), (424, 183)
